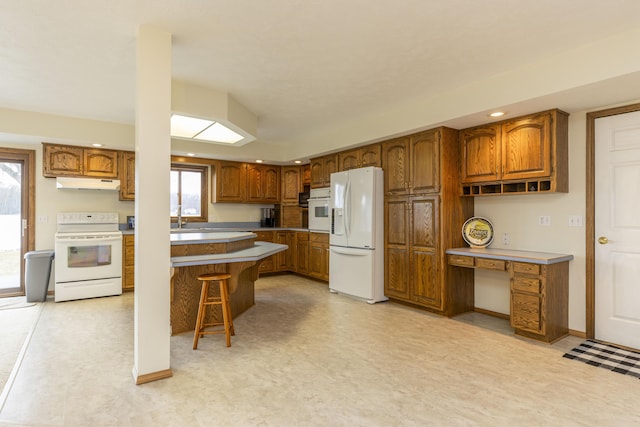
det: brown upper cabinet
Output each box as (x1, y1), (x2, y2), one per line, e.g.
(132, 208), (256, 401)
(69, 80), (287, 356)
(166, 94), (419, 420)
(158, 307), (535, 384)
(119, 151), (135, 201)
(281, 165), (303, 204)
(381, 129), (441, 196)
(458, 125), (500, 183)
(310, 154), (338, 188)
(338, 143), (381, 171)
(214, 161), (280, 203)
(43, 143), (119, 178)
(214, 160), (246, 202)
(246, 163), (280, 203)
(459, 109), (568, 195)
(302, 164), (310, 185)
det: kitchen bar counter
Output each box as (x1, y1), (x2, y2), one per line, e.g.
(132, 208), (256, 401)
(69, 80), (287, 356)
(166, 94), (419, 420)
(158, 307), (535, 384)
(168, 231), (288, 335)
(171, 241), (287, 269)
(170, 231), (257, 245)
(122, 227), (325, 235)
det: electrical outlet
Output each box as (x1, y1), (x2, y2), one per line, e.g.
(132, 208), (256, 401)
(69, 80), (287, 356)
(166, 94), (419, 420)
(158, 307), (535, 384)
(568, 215), (583, 227)
(538, 216), (551, 226)
(503, 232), (510, 245)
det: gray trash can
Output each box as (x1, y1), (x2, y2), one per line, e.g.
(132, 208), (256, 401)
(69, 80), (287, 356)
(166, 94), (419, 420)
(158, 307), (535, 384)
(24, 250), (55, 303)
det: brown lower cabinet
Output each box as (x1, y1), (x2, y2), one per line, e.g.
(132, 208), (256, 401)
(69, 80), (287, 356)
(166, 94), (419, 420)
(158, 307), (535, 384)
(122, 235), (135, 292)
(276, 231), (295, 271)
(295, 232), (309, 274)
(308, 232), (329, 281)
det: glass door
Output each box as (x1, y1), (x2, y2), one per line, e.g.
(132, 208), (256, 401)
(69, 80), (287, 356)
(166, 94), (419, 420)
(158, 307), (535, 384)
(0, 148), (35, 297)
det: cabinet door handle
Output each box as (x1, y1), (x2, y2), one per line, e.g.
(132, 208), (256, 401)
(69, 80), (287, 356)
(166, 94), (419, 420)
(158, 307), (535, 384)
(598, 236), (609, 245)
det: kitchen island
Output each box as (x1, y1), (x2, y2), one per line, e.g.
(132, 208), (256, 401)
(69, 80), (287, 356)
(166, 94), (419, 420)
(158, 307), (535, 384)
(169, 231), (287, 335)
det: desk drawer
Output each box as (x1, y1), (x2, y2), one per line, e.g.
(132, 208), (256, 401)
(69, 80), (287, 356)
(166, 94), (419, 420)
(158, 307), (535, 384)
(511, 292), (541, 333)
(512, 276), (541, 293)
(512, 262), (540, 275)
(448, 254), (474, 267)
(476, 258), (506, 271)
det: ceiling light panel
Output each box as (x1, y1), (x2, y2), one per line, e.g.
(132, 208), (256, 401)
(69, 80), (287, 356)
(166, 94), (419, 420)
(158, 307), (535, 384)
(170, 115), (214, 138)
(194, 122), (244, 144)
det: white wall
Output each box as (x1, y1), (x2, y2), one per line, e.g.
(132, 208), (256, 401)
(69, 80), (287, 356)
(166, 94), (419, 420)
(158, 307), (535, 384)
(210, 203), (274, 223)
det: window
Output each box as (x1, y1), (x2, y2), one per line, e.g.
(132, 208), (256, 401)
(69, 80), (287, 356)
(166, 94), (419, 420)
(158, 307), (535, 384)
(170, 164), (208, 222)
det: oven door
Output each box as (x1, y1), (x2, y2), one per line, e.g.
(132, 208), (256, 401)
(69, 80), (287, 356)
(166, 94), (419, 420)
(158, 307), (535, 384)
(54, 233), (123, 283)
(308, 198), (330, 232)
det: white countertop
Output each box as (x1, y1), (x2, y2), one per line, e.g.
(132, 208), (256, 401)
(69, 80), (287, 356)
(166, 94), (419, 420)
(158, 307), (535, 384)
(170, 241), (288, 267)
(170, 231), (257, 245)
(445, 247), (574, 265)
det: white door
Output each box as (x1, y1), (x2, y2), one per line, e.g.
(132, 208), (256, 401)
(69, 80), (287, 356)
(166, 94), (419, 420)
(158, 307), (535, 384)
(595, 110), (640, 349)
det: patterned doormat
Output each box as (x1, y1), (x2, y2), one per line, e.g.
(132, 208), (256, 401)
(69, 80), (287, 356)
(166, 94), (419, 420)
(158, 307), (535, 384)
(563, 339), (640, 379)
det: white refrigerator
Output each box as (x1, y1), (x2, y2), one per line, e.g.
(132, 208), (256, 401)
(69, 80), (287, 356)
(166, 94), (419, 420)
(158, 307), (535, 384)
(329, 166), (387, 303)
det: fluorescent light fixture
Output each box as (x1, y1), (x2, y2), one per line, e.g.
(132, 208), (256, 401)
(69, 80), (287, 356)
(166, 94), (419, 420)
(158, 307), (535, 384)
(171, 114), (244, 144)
(171, 115), (213, 138)
(489, 111), (505, 117)
(187, 153), (195, 157)
(195, 122), (243, 144)
(92, 143), (103, 147)
(294, 160), (302, 164)
(255, 159), (263, 163)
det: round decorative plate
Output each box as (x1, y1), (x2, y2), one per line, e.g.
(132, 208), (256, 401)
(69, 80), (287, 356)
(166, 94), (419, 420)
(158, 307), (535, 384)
(462, 217), (494, 248)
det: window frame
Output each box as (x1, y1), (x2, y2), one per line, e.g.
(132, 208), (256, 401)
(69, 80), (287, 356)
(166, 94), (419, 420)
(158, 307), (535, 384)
(170, 163), (208, 223)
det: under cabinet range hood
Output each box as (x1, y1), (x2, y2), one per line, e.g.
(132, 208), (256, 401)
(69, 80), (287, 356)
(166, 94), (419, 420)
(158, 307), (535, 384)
(56, 177), (120, 191)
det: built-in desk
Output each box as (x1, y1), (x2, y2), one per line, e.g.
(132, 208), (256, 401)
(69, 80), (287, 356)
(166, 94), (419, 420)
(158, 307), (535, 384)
(446, 248), (573, 343)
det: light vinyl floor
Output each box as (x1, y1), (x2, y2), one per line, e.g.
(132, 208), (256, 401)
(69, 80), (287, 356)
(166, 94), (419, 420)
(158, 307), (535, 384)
(1, 275), (638, 426)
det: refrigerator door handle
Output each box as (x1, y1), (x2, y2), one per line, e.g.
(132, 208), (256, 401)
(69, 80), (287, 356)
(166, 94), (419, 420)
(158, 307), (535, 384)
(330, 246), (370, 256)
(344, 179), (351, 238)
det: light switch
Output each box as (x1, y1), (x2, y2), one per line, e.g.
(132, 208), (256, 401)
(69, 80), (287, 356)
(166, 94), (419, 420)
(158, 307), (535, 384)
(568, 215), (583, 227)
(538, 216), (551, 226)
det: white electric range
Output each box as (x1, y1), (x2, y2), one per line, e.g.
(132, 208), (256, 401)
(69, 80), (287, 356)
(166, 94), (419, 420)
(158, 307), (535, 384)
(54, 212), (122, 302)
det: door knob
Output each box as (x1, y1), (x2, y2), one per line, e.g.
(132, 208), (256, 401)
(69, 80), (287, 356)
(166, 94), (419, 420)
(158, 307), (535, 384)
(598, 236), (609, 244)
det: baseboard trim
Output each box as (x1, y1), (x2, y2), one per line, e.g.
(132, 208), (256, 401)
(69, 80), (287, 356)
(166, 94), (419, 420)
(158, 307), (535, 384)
(569, 329), (587, 338)
(473, 307), (510, 320)
(134, 368), (173, 385)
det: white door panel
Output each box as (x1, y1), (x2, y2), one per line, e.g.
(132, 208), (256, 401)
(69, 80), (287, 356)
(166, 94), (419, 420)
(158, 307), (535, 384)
(595, 110), (640, 349)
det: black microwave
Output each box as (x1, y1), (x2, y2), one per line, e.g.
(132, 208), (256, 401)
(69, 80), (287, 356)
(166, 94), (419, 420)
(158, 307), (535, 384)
(298, 192), (310, 207)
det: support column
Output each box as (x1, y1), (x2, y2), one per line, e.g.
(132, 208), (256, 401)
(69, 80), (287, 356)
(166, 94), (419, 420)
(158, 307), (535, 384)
(132, 25), (172, 384)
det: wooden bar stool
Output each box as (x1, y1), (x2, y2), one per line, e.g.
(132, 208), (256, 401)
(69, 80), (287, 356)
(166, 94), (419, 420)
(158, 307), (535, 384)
(193, 273), (234, 350)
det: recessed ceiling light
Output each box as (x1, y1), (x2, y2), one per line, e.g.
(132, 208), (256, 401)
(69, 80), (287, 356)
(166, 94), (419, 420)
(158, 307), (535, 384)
(294, 160), (301, 164)
(255, 159), (263, 163)
(489, 111), (505, 117)
(92, 143), (103, 147)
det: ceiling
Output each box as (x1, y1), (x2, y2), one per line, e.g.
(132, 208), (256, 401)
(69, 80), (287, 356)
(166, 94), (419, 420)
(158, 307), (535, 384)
(2, 0), (640, 162)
